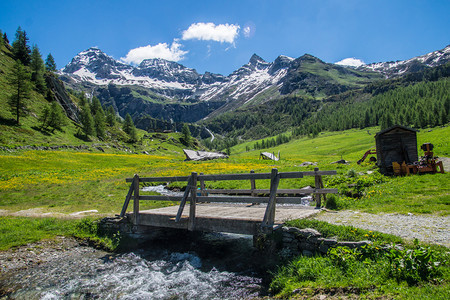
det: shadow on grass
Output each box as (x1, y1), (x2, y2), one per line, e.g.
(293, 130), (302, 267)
(0, 116), (18, 126)
(31, 126), (52, 136)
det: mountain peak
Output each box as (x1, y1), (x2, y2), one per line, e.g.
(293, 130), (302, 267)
(249, 53), (266, 65)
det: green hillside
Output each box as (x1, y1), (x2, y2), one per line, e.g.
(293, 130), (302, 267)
(202, 63), (450, 144)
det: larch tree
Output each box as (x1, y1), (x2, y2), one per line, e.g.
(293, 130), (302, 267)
(45, 53), (57, 72)
(181, 123), (192, 146)
(30, 45), (46, 93)
(106, 106), (116, 126)
(8, 60), (31, 125)
(80, 103), (96, 137)
(12, 26), (31, 66)
(123, 113), (138, 142)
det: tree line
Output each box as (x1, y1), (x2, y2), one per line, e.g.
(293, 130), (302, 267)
(201, 62), (449, 151)
(2, 26), (139, 143)
(3, 26), (57, 125)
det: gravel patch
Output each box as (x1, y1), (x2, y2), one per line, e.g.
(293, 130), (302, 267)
(314, 210), (449, 247)
(0, 237), (106, 276)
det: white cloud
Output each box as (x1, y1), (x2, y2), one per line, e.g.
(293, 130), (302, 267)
(121, 40), (187, 64)
(182, 22), (240, 44)
(335, 57), (366, 67)
(243, 22), (255, 38)
(243, 26), (251, 38)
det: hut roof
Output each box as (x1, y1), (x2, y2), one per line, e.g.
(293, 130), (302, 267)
(183, 149), (228, 161)
(375, 125), (418, 137)
(260, 152), (279, 161)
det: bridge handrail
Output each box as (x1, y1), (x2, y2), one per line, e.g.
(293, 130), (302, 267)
(121, 168), (337, 231)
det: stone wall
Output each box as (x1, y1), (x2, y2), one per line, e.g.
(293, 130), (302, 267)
(281, 226), (370, 257)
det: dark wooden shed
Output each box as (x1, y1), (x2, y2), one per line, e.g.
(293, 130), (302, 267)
(375, 125), (419, 174)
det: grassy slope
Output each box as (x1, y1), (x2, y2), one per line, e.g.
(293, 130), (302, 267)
(0, 41), (86, 146)
(232, 125), (450, 215)
(1, 125), (448, 216)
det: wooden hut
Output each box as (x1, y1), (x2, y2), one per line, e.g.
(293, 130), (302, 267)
(375, 125), (418, 174)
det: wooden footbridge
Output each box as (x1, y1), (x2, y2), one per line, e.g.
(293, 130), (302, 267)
(120, 168), (337, 235)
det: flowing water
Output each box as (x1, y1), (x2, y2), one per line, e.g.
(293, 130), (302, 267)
(1, 232), (269, 299)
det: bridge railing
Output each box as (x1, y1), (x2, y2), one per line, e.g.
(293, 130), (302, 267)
(120, 168), (337, 231)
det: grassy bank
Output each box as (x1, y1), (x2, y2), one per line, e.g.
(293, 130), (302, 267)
(271, 220), (449, 299)
(0, 217), (119, 251)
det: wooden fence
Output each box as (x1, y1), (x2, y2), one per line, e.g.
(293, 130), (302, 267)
(120, 168), (337, 231)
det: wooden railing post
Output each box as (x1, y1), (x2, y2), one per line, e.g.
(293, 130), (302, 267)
(262, 168), (280, 229)
(133, 174), (140, 225)
(120, 176), (135, 217)
(314, 168), (322, 208)
(175, 175), (193, 222)
(250, 170), (256, 197)
(199, 172), (206, 196)
(188, 172), (198, 231)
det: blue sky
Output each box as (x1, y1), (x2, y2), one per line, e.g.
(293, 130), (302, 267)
(1, 0), (449, 75)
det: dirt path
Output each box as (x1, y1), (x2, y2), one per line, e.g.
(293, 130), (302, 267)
(314, 210), (449, 247)
(0, 208), (104, 219)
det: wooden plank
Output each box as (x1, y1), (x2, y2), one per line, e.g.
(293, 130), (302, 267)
(197, 196), (309, 204)
(133, 174), (140, 225)
(199, 173), (273, 181)
(302, 170), (337, 176)
(204, 188), (337, 195)
(278, 172), (304, 179)
(139, 195), (182, 201)
(262, 169), (280, 227)
(126, 176), (190, 183)
(175, 175), (192, 222)
(120, 177), (135, 217)
(197, 196), (269, 203)
(188, 172), (198, 231)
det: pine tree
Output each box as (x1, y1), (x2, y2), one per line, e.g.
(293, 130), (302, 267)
(181, 123), (191, 146)
(30, 45), (46, 93)
(45, 53), (57, 72)
(90, 96), (102, 116)
(128, 125), (138, 143)
(80, 103), (95, 137)
(94, 111), (106, 139)
(2, 32), (9, 44)
(92, 99), (106, 139)
(106, 106), (116, 126)
(40, 101), (67, 131)
(12, 26), (31, 66)
(123, 113), (134, 135)
(8, 60), (31, 125)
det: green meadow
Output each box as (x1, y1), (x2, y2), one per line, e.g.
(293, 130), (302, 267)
(0, 125), (449, 298)
(1, 125), (448, 217)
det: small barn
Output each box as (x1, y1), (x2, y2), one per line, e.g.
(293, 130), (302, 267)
(375, 125), (419, 174)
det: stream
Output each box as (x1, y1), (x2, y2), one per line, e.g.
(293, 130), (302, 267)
(0, 231), (271, 299)
(1, 185), (308, 299)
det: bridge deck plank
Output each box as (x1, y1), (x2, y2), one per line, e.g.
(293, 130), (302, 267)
(131, 204), (319, 235)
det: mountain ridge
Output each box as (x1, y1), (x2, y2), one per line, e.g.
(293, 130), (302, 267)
(59, 45), (449, 124)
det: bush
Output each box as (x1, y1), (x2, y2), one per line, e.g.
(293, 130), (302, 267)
(325, 194), (338, 209)
(386, 240), (446, 285)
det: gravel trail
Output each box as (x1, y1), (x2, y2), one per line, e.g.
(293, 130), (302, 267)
(314, 210), (449, 247)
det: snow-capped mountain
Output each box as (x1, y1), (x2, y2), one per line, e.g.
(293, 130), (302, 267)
(357, 45), (450, 78)
(60, 47), (296, 109)
(59, 45), (448, 123)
